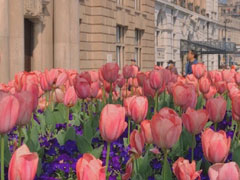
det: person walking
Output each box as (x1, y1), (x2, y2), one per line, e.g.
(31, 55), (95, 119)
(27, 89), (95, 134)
(185, 50), (198, 76)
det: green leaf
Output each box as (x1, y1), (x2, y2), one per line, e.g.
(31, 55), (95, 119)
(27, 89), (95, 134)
(196, 159), (202, 171)
(64, 127), (76, 142)
(76, 135), (93, 154)
(161, 159), (173, 180)
(196, 94), (203, 110)
(83, 118), (94, 142)
(233, 145), (240, 166)
(56, 130), (66, 146)
(90, 145), (104, 159)
(204, 121), (213, 129)
(202, 157), (211, 175)
(132, 174), (144, 180)
(123, 138), (128, 148)
(4, 135), (11, 166)
(227, 97), (232, 111)
(138, 151), (153, 178)
(37, 158), (42, 176)
(154, 174), (162, 180)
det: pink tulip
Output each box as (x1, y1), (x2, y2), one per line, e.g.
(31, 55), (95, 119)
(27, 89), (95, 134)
(232, 94), (240, 121)
(201, 128), (231, 163)
(89, 71), (99, 82)
(215, 81), (227, 94)
(45, 69), (58, 87)
(204, 86), (217, 100)
(40, 73), (51, 91)
(64, 86), (77, 107)
(222, 70), (235, 83)
(141, 120), (153, 144)
(235, 72), (240, 85)
(76, 153), (105, 180)
(206, 96), (227, 123)
(0, 94), (19, 134)
(151, 108), (182, 149)
(55, 71), (68, 87)
(192, 63), (206, 79)
(143, 78), (155, 98)
(129, 96), (148, 124)
(173, 157), (202, 180)
(186, 74), (198, 91)
(123, 65), (134, 79)
(172, 83), (197, 111)
(79, 71), (92, 84)
(122, 159), (133, 180)
(166, 82), (175, 95)
(199, 77), (211, 94)
(74, 75), (90, 99)
(209, 71), (222, 84)
(182, 108), (209, 135)
(14, 91), (34, 126)
(90, 82), (100, 98)
(132, 65), (139, 77)
(101, 63), (119, 83)
(8, 144), (39, 180)
(24, 83), (39, 111)
(116, 75), (125, 88)
(130, 130), (145, 157)
(230, 86), (240, 100)
(137, 72), (147, 87)
(208, 162), (240, 180)
(99, 104), (127, 142)
(124, 96), (136, 116)
(149, 70), (164, 90)
(54, 88), (64, 103)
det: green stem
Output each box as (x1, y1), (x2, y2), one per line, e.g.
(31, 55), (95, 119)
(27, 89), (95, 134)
(135, 158), (139, 174)
(162, 149), (168, 180)
(191, 134), (196, 162)
(233, 121), (238, 142)
(109, 83), (113, 104)
(106, 142), (111, 180)
(126, 80), (128, 98)
(1, 135), (4, 180)
(18, 127), (22, 147)
(154, 93), (158, 113)
(214, 123), (218, 131)
(128, 118), (131, 144)
(66, 107), (70, 127)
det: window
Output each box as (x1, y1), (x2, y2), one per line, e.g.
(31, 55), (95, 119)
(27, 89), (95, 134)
(156, 31), (160, 46)
(117, 0), (123, 5)
(135, 0), (141, 10)
(135, 29), (143, 67)
(116, 25), (125, 68)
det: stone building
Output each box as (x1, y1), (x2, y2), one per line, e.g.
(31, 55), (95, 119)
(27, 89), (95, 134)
(218, 0), (240, 66)
(0, 0), (155, 83)
(155, 0), (219, 74)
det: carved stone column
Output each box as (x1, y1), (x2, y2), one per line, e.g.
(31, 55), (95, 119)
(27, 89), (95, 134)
(9, 0), (24, 79)
(32, 0), (53, 71)
(0, 0), (9, 83)
(54, 0), (80, 71)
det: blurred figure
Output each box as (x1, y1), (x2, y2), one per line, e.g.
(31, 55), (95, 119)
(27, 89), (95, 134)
(131, 59), (140, 71)
(166, 60), (178, 75)
(185, 50), (198, 76)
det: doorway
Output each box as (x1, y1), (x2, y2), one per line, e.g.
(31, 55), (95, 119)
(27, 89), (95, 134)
(24, 19), (34, 72)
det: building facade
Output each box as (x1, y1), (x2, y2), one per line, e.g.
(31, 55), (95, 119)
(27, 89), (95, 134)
(218, 0), (240, 66)
(0, 0), (155, 83)
(155, 0), (219, 74)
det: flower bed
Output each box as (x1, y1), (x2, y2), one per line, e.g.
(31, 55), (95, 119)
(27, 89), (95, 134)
(1, 63), (240, 180)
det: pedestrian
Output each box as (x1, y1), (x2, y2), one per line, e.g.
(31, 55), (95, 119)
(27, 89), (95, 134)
(185, 50), (198, 76)
(166, 60), (178, 75)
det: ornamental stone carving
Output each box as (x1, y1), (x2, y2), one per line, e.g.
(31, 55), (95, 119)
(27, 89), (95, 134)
(24, 0), (49, 21)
